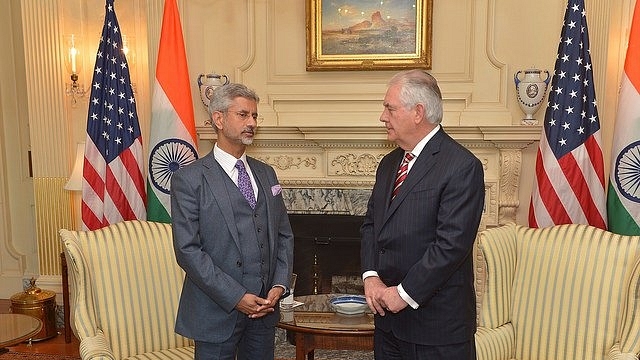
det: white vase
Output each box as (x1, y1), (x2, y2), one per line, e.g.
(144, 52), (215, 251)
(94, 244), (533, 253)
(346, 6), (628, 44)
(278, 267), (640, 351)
(514, 69), (550, 125)
(197, 73), (229, 109)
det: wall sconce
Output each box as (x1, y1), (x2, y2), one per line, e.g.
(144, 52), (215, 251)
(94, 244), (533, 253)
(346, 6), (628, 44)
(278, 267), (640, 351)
(121, 35), (134, 65)
(64, 34), (87, 105)
(64, 142), (84, 191)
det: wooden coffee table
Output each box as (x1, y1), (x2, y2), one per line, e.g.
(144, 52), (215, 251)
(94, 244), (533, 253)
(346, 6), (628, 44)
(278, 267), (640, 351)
(0, 313), (43, 353)
(277, 294), (373, 360)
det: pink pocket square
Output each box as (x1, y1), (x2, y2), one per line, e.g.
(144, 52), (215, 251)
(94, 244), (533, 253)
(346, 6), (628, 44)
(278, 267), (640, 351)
(271, 184), (282, 196)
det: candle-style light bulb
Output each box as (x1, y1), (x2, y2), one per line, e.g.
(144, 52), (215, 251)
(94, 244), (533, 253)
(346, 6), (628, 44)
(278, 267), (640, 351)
(122, 35), (129, 57)
(69, 35), (78, 74)
(70, 47), (78, 74)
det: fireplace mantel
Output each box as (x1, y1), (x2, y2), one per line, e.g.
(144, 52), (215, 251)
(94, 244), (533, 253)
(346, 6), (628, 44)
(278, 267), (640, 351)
(197, 125), (542, 226)
(197, 125), (542, 143)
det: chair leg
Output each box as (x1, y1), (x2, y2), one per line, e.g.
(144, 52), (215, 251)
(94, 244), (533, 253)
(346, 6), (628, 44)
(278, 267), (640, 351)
(60, 252), (72, 343)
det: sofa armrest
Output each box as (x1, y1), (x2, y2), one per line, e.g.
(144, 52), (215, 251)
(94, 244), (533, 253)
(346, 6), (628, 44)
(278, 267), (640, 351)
(476, 224), (517, 329)
(79, 330), (116, 360)
(60, 229), (101, 341)
(606, 343), (639, 360)
(615, 259), (640, 358)
(475, 324), (515, 360)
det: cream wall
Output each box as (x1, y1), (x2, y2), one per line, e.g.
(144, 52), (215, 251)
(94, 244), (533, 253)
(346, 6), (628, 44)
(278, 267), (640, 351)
(0, 0), (35, 298)
(0, 0), (634, 298)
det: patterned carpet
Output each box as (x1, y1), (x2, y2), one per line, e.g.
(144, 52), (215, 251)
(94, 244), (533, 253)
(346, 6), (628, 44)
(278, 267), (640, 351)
(1, 347), (371, 360)
(275, 329), (373, 360)
(0, 337), (371, 360)
(275, 348), (373, 360)
(0, 352), (79, 360)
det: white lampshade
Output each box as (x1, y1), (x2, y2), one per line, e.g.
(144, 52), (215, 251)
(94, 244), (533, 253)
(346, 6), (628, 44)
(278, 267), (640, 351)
(64, 142), (85, 191)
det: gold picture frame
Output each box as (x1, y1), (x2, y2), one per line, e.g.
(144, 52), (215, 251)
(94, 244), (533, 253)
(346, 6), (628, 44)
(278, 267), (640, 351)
(306, 0), (433, 71)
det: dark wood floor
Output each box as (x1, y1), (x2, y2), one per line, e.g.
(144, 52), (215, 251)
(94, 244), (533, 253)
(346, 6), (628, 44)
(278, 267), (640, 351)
(0, 299), (80, 357)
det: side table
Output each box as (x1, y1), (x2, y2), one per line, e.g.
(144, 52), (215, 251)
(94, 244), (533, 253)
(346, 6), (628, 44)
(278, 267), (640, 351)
(0, 313), (42, 354)
(277, 294), (373, 360)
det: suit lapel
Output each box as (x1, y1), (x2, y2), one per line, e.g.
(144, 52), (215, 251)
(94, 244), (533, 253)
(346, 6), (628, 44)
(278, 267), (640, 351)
(384, 129), (444, 223)
(201, 153), (241, 249)
(382, 148), (405, 209)
(247, 157), (269, 212)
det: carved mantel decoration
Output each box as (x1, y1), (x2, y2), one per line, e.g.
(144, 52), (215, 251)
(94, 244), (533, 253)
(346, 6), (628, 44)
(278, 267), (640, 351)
(196, 125), (541, 227)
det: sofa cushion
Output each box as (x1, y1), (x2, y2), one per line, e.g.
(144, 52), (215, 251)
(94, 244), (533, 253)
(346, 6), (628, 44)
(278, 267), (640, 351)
(125, 346), (195, 360)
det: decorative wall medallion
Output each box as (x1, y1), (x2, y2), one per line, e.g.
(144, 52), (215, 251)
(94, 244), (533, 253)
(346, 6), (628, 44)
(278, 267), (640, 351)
(331, 153), (383, 176)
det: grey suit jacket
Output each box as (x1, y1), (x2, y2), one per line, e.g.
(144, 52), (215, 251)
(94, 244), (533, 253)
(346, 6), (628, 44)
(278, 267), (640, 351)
(171, 151), (294, 343)
(361, 128), (485, 346)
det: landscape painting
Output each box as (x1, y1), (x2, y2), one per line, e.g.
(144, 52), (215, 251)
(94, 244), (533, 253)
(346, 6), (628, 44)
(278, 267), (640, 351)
(306, 0), (432, 71)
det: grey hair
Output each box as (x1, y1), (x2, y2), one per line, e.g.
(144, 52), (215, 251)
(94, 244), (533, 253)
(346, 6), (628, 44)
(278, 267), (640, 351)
(388, 69), (443, 125)
(207, 83), (260, 118)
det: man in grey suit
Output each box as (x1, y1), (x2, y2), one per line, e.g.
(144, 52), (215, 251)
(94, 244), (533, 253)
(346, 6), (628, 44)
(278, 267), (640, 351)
(171, 83), (294, 360)
(361, 70), (484, 360)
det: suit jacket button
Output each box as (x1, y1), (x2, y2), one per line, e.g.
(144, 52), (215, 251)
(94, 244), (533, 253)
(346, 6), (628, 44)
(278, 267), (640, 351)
(236, 261), (242, 267)
(379, 249), (385, 254)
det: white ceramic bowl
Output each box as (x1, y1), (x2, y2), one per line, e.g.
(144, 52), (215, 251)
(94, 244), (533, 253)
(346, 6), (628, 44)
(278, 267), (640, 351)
(329, 295), (368, 315)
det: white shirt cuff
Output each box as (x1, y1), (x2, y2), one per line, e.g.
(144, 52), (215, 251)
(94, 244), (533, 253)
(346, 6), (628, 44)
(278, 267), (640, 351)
(397, 283), (419, 309)
(362, 270), (379, 281)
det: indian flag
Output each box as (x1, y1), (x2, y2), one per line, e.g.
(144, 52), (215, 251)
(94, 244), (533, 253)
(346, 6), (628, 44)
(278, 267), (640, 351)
(146, 0), (198, 223)
(607, 0), (640, 235)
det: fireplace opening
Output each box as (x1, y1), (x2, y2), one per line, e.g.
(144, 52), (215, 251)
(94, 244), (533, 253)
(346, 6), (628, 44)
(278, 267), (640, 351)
(288, 214), (365, 296)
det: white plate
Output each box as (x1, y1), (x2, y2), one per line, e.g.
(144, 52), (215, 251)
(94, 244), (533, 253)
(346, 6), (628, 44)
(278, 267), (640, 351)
(329, 295), (368, 315)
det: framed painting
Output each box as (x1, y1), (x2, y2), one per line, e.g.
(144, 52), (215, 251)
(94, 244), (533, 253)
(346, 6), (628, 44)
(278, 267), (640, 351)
(306, 0), (433, 71)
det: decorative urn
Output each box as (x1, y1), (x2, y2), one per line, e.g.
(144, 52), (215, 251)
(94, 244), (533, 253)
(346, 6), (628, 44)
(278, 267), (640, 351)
(514, 68), (550, 125)
(197, 73), (229, 109)
(10, 278), (58, 341)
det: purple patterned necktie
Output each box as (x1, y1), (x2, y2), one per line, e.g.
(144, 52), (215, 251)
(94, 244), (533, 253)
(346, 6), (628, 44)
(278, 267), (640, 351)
(236, 160), (256, 209)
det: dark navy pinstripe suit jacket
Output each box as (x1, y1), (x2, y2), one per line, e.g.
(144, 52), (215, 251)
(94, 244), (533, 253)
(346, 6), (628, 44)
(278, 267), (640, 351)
(361, 128), (485, 346)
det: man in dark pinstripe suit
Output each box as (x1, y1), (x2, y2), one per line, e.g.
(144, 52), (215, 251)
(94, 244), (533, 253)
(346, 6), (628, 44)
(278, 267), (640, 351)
(361, 69), (485, 360)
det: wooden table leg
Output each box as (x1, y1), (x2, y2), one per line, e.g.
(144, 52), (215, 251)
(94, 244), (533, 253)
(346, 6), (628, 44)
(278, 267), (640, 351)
(60, 252), (71, 343)
(294, 332), (316, 360)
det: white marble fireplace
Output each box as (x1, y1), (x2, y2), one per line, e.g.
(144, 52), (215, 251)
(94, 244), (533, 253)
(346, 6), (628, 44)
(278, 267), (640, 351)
(197, 125), (541, 227)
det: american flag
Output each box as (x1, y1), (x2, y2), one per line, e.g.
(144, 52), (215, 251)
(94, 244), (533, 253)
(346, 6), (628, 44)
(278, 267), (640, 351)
(81, 0), (146, 230)
(529, 0), (607, 229)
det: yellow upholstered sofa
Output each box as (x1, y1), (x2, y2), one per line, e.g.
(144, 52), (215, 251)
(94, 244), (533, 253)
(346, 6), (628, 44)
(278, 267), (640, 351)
(60, 220), (194, 360)
(474, 223), (640, 360)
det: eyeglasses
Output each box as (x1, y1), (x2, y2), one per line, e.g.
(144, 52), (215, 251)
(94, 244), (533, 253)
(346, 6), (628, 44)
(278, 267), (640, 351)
(226, 110), (259, 121)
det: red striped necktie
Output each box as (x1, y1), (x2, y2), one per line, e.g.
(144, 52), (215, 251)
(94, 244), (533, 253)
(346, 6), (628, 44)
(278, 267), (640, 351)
(391, 152), (415, 201)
